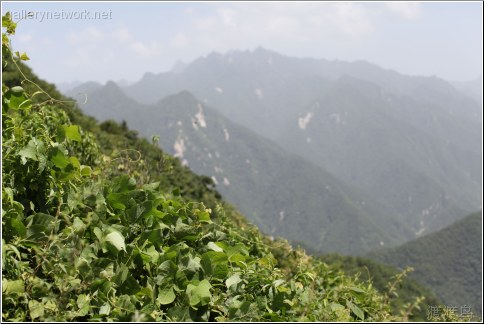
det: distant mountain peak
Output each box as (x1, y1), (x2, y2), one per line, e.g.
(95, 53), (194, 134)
(205, 51), (224, 60)
(171, 60), (187, 74)
(252, 46), (279, 56)
(140, 71), (158, 82)
(100, 80), (135, 102)
(104, 80), (123, 92)
(202, 47), (281, 62)
(155, 90), (199, 107)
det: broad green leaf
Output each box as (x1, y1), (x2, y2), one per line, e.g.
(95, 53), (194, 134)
(24, 139), (47, 170)
(105, 230), (126, 252)
(29, 300), (44, 320)
(50, 148), (70, 169)
(72, 217), (85, 233)
(347, 301), (365, 320)
(330, 302), (345, 312)
(186, 279), (211, 307)
(77, 294), (90, 316)
(4, 243), (21, 260)
(6, 89), (28, 110)
(207, 241), (223, 252)
(18, 139), (42, 163)
(272, 279), (285, 288)
(119, 275), (141, 295)
(19, 52), (30, 61)
(136, 287), (153, 300)
(107, 192), (127, 210)
(143, 182), (160, 191)
(158, 260), (178, 276)
(9, 218), (26, 238)
(112, 175), (136, 193)
(68, 277), (82, 289)
(180, 254), (201, 274)
(114, 263), (129, 285)
(77, 294), (90, 308)
(349, 286), (366, 301)
(201, 251), (228, 279)
(174, 219), (198, 241)
(2, 279), (25, 295)
(157, 287), (176, 305)
(18, 99), (32, 110)
(141, 245), (160, 265)
(63, 125), (81, 142)
(117, 295), (136, 312)
(174, 270), (189, 292)
(228, 298), (251, 318)
(80, 165), (92, 177)
(26, 224), (49, 242)
(100, 263), (115, 280)
(195, 209), (211, 223)
(44, 299), (57, 312)
(225, 273), (242, 289)
(69, 156), (80, 169)
(27, 212), (55, 228)
(99, 303), (111, 316)
(93, 227), (103, 241)
(228, 253), (247, 265)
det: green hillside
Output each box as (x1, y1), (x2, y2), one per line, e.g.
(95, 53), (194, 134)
(0, 16), (435, 322)
(368, 212), (483, 317)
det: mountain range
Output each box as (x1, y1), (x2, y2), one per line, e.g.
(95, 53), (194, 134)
(65, 47), (482, 249)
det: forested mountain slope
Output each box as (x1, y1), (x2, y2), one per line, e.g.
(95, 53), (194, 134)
(278, 77), (480, 234)
(368, 211), (483, 317)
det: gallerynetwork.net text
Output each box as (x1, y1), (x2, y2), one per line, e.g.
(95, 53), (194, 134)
(11, 10), (113, 22)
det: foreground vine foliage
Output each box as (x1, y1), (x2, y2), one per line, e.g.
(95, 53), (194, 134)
(2, 13), (447, 322)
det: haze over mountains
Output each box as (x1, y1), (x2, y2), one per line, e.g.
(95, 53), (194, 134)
(65, 48), (482, 251)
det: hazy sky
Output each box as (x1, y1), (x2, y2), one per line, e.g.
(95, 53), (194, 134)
(2, 1), (483, 84)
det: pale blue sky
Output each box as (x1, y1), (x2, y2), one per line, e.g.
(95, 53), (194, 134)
(2, 1), (482, 84)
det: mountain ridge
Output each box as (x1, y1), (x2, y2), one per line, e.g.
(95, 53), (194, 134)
(120, 48), (482, 236)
